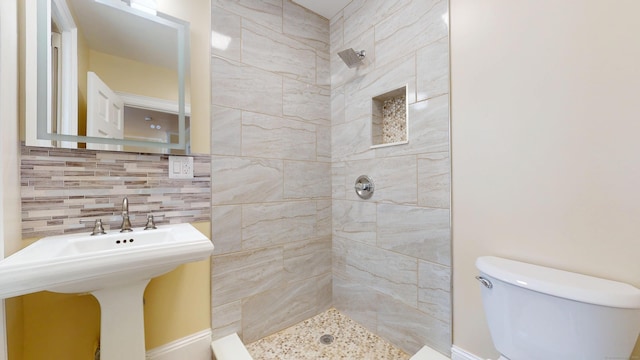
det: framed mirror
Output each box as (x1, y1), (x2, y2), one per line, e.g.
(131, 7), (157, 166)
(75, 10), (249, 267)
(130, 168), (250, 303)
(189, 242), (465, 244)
(26, 0), (191, 153)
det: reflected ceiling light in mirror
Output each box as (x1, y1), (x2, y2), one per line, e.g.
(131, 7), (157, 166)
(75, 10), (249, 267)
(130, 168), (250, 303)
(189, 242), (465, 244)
(129, 0), (157, 16)
(211, 31), (231, 51)
(442, 12), (449, 29)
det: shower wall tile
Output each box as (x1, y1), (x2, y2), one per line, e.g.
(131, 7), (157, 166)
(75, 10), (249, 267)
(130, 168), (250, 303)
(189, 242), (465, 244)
(374, 0), (448, 68)
(211, 56), (283, 117)
(212, 300), (243, 340)
(242, 275), (328, 343)
(331, 116), (374, 162)
(212, 0), (282, 32)
(417, 152), (451, 209)
(332, 162), (347, 199)
(377, 293), (451, 356)
(211, 105), (241, 156)
(331, 85), (345, 126)
(317, 53), (331, 86)
(241, 201), (317, 250)
(418, 260), (451, 324)
(211, 156), (283, 204)
(283, 161), (331, 199)
(343, 239), (418, 307)
(283, 0), (330, 53)
(332, 275), (379, 332)
(332, 200), (377, 245)
(417, 36), (450, 102)
(211, 246), (284, 307)
(316, 124), (331, 162)
(241, 112), (316, 161)
(242, 19), (317, 84)
(211, 0), (331, 344)
(316, 200), (332, 237)
(211, 6), (242, 61)
(283, 79), (331, 126)
(283, 236), (331, 283)
(330, 0), (451, 355)
(211, 205), (242, 255)
(377, 204), (451, 266)
(345, 156), (418, 205)
(20, 146), (211, 238)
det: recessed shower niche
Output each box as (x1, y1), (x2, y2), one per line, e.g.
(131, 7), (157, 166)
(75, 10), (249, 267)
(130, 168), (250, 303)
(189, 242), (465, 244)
(371, 86), (408, 148)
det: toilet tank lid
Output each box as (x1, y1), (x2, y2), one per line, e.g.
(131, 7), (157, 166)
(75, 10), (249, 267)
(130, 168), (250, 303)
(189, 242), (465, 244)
(476, 256), (640, 309)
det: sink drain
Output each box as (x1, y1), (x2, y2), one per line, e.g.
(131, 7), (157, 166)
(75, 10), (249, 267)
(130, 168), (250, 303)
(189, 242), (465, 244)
(319, 334), (334, 345)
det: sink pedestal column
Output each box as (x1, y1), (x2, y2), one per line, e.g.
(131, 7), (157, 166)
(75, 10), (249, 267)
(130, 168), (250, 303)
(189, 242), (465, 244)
(91, 279), (151, 360)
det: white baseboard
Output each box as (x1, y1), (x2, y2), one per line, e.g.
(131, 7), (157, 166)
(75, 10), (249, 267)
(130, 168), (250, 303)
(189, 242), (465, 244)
(146, 328), (212, 360)
(451, 345), (485, 360)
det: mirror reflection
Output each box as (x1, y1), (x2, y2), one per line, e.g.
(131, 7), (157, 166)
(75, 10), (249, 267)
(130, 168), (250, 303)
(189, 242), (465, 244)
(31, 0), (190, 153)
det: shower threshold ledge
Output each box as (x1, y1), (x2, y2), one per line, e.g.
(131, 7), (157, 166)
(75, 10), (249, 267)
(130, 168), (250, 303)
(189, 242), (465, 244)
(0, 223), (214, 359)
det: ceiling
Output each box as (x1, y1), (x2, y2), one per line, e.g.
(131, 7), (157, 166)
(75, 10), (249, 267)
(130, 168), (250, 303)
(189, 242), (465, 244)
(292, 0), (351, 20)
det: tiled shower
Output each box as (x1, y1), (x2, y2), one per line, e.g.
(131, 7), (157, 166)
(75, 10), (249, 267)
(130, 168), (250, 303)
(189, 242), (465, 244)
(210, 0), (451, 355)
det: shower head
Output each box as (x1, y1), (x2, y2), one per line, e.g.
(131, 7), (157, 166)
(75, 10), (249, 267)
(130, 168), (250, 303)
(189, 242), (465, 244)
(338, 48), (366, 68)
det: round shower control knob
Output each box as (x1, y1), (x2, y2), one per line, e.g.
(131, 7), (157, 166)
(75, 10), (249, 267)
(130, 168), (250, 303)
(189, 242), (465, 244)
(354, 175), (374, 199)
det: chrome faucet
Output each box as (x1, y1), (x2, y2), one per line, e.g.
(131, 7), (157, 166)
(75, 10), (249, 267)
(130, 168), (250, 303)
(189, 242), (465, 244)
(120, 197), (133, 232)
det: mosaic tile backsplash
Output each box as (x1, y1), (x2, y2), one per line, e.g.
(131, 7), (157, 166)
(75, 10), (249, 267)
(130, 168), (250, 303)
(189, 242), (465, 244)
(20, 145), (211, 239)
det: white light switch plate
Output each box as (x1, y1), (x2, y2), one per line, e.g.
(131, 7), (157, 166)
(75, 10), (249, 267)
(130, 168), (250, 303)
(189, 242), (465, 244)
(169, 156), (193, 179)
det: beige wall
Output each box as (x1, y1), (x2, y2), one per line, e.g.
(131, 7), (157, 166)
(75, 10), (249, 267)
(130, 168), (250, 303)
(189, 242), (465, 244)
(451, 0), (640, 358)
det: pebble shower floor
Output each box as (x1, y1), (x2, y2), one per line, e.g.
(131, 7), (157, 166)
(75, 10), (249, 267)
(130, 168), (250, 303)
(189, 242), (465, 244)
(246, 308), (410, 360)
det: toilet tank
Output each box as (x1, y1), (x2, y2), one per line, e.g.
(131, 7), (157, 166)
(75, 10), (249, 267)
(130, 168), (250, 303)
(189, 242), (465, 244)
(476, 256), (640, 360)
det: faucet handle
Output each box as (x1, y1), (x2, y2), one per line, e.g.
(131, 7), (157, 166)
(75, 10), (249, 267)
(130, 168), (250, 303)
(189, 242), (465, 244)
(144, 214), (158, 230)
(80, 218), (107, 236)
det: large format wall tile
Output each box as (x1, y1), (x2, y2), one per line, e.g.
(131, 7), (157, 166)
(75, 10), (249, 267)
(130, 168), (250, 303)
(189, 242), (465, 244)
(418, 152), (451, 209)
(212, 300), (242, 340)
(284, 236), (331, 283)
(374, 0), (448, 68)
(242, 20), (317, 84)
(377, 204), (451, 266)
(417, 36), (450, 102)
(345, 156), (418, 205)
(377, 293), (451, 355)
(332, 199), (377, 245)
(242, 274), (330, 343)
(283, 0), (330, 53)
(211, 105), (241, 156)
(211, 156), (283, 204)
(211, 205), (242, 255)
(283, 161), (331, 199)
(418, 260), (451, 324)
(211, 57), (283, 117)
(211, 6), (242, 61)
(283, 78), (331, 126)
(212, 0), (283, 32)
(242, 111), (316, 161)
(211, 246), (284, 307)
(343, 240), (418, 307)
(241, 201), (317, 250)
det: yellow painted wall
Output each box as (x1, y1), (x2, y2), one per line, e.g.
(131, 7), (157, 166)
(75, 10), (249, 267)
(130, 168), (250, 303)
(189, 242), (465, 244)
(10, 0), (212, 358)
(451, 0), (640, 358)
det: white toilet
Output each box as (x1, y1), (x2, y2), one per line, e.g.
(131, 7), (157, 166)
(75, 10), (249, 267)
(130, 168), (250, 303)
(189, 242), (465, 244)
(476, 256), (640, 360)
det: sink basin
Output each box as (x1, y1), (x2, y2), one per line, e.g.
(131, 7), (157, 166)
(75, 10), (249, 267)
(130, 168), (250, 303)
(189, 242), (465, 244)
(0, 223), (213, 297)
(0, 223), (213, 359)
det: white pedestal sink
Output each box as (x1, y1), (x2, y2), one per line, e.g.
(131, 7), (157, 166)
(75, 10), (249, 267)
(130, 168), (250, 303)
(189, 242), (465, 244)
(0, 223), (214, 359)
